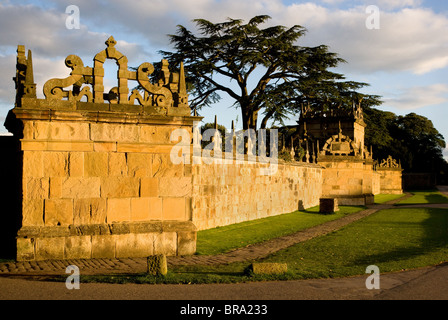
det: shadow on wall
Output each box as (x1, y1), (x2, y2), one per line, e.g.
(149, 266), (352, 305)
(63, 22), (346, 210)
(0, 135), (22, 260)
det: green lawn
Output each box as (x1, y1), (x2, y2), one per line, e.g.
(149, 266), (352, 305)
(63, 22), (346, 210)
(260, 207), (448, 279)
(196, 206), (365, 255)
(374, 193), (407, 204)
(398, 190), (448, 205)
(77, 190), (448, 284)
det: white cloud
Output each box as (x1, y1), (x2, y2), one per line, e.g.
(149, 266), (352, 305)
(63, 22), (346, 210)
(383, 83), (448, 110)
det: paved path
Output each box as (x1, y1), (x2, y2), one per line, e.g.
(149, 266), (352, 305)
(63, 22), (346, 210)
(0, 191), (423, 276)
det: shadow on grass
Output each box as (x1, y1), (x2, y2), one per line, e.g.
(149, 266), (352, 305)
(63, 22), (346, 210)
(351, 208), (448, 267)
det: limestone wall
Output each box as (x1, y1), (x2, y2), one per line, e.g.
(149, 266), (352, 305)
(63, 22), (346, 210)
(10, 107), (198, 261)
(319, 156), (378, 205)
(378, 168), (403, 194)
(191, 156), (322, 230)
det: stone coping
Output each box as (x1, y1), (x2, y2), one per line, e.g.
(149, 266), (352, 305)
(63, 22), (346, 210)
(17, 221), (196, 239)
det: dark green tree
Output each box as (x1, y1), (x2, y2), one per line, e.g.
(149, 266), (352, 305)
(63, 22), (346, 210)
(160, 15), (379, 130)
(364, 108), (447, 181)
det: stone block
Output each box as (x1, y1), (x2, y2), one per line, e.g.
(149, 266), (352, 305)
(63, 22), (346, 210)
(141, 177), (159, 197)
(319, 198), (339, 214)
(16, 238), (35, 261)
(74, 198), (107, 225)
(35, 237), (64, 260)
(106, 198), (131, 222)
(44, 199), (74, 226)
(68, 152), (84, 177)
(108, 152), (127, 176)
(42, 152), (68, 177)
(158, 177), (192, 197)
(148, 197), (163, 220)
(49, 177), (62, 199)
(162, 197), (186, 221)
(154, 232), (177, 256)
(22, 199), (44, 226)
(250, 263), (288, 275)
(115, 233), (154, 258)
(130, 198), (150, 221)
(152, 154), (183, 177)
(23, 151), (43, 178)
(147, 254), (167, 275)
(177, 231), (196, 256)
(91, 235), (116, 258)
(101, 177), (140, 198)
(94, 141), (117, 152)
(62, 177), (101, 199)
(34, 121), (90, 141)
(90, 123), (140, 142)
(84, 152), (108, 177)
(64, 236), (92, 259)
(24, 177), (49, 199)
(127, 153), (151, 177)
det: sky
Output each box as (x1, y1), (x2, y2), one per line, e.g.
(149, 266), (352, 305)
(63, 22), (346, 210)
(0, 0), (447, 159)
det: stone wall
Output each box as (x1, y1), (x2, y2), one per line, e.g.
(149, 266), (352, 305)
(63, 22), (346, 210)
(8, 106), (198, 261)
(319, 156), (378, 205)
(191, 156), (322, 230)
(378, 168), (403, 194)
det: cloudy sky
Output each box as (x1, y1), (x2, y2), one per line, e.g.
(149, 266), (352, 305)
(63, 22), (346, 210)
(0, 0), (447, 157)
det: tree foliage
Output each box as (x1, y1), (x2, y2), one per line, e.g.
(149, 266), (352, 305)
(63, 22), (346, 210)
(364, 107), (448, 180)
(161, 15), (380, 130)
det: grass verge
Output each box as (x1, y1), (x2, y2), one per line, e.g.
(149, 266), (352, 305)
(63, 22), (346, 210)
(397, 190), (448, 205)
(196, 206), (365, 255)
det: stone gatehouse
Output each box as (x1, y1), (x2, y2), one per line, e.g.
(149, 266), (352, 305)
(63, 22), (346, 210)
(2, 37), (402, 261)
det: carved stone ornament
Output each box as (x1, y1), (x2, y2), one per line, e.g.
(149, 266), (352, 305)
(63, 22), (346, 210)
(32, 36), (188, 108)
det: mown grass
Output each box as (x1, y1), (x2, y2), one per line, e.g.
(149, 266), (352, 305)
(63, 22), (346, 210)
(67, 191), (448, 284)
(374, 193), (406, 204)
(397, 190), (448, 205)
(196, 206), (365, 255)
(79, 206), (448, 285)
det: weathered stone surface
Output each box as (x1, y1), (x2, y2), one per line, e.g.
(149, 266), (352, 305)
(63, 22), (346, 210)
(34, 121), (90, 141)
(91, 235), (115, 258)
(147, 254), (167, 275)
(16, 238), (35, 261)
(162, 197), (186, 221)
(108, 152), (127, 176)
(44, 199), (73, 226)
(62, 177), (101, 199)
(64, 236), (91, 259)
(115, 233), (154, 258)
(24, 177), (49, 199)
(22, 199), (44, 226)
(84, 152), (108, 177)
(101, 177), (139, 198)
(177, 231), (196, 256)
(68, 152), (84, 177)
(74, 198), (107, 225)
(158, 177), (192, 197)
(140, 177), (159, 197)
(23, 151), (43, 178)
(35, 237), (64, 260)
(42, 152), (68, 177)
(130, 198), (150, 221)
(106, 198), (131, 222)
(127, 153), (151, 177)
